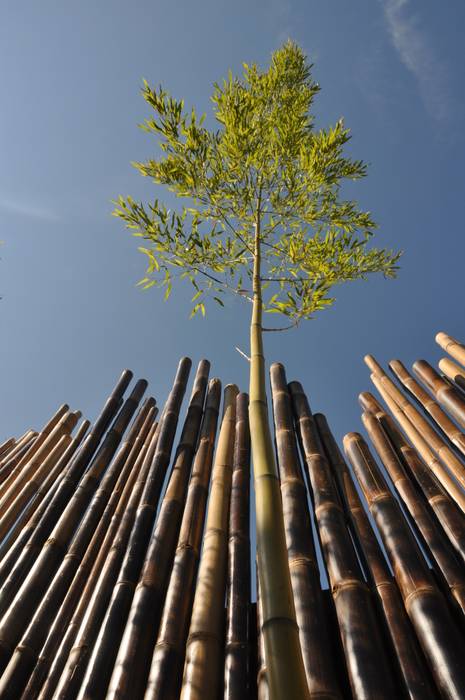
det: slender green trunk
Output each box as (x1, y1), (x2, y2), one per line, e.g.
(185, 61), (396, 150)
(249, 221), (309, 700)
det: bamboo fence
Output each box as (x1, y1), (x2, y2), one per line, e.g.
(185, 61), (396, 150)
(0, 330), (464, 698)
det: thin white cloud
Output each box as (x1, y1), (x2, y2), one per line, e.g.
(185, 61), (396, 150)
(381, 0), (452, 123)
(0, 195), (59, 222)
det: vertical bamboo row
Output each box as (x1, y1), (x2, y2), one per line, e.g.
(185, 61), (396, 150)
(287, 374), (396, 699)
(224, 392), (251, 700)
(106, 360), (211, 700)
(75, 357), (191, 700)
(270, 365), (342, 699)
(315, 413), (436, 700)
(144, 379), (221, 700)
(0, 377), (147, 675)
(180, 383), (238, 700)
(50, 421), (161, 700)
(344, 432), (465, 699)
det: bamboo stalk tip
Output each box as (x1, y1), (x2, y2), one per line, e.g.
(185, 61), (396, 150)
(364, 354), (381, 373)
(435, 331), (449, 345)
(343, 431), (362, 447)
(287, 380), (303, 394)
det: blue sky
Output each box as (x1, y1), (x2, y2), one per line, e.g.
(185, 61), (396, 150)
(1, 0), (465, 463)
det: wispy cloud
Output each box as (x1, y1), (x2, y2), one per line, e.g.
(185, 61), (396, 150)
(0, 195), (59, 222)
(381, 0), (452, 123)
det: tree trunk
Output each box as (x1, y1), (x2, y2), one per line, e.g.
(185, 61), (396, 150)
(249, 223), (309, 700)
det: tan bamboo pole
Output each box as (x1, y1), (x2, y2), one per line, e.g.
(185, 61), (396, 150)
(0, 377), (147, 675)
(369, 373), (465, 513)
(0, 439), (16, 462)
(0, 409), (79, 509)
(0, 420), (90, 576)
(436, 332), (465, 368)
(270, 367), (342, 699)
(315, 413), (436, 700)
(75, 358), (191, 700)
(2, 400), (155, 698)
(0, 370), (133, 601)
(224, 392), (251, 700)
(0, 429), (37, 471)
(288, 376), (396, 699)
(143, 380), (221, 700)
(413, 360), (465, 430)
(362, 410), (465, 614)
(0, 431), (38, 485)
(107, 360), (210, 700)
(438, 358), (465, 393)
(366, 355), (465, 497)
(180, 382), (238, 700)
(16, 407), (156, 700)
(49, 421), (161, 700)
(390, 359), (465, 456)
(344, 432), (465, 699)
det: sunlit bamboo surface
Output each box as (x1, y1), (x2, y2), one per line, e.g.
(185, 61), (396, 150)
(0, 332), (465, 698)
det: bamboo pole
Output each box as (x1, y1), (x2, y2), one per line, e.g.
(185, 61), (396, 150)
(49, 421), (161, 700)
(344, 432), (465, 699)
(17, 408), (155, 700)
(107, 360), (210, 700)
(0, 377), (146, 675)
(75, 357), (191, 700)
(288, 375), (396, 699)
(224, 392), (251, 700)
(0, 400), (156, 699)
(369, 373), (465, 513)
(315, 413), (436, 700)
(0, 431), (38, 485)
(0, 429), (37, 471)
(362, 410), (465, 614)
(180, 383), (238, 700)
(366, 355), (465, 501)
(360, 394), (465, 567)
(390, 359), (465, 456)
(256, 575), (269, 700)
(270, 367), (342, 699)
(413, 360), (465, 430)
(439, 358), (465, 394)
(144, 379), (221, 700)
(436, 332), (465, 368)
(0, 439), (15, 462)
(0, 370), (133, 604)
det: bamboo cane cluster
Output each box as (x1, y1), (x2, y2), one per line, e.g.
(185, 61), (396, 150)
(0, 330), (464, 698)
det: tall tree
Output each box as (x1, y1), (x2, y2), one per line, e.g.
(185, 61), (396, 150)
(115, 41), (401, 700)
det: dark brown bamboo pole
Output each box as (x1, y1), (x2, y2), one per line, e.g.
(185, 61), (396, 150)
(270, 366), (342, 700)
(0, 400), (156, 700)
(48, 420), (161, 700)
(180, 383), (238, 700)
(106, 360), (210, 700)
(0, 376), (146, 675)
(17, 407), (156, 700)
(0, 370), (133, 602)
(288, 375), (396, 699)
(224, 392), (251, 700)
(0, 432), (38, 485)
(436, 332), (465, 368)
(0, 419), (90, 577)
(0, 409), (79, 510)
(344, 432), (465, 699)
(315, 413), (436, 700)
(366, 355), (465, 501)
(75, 357), (191, 700)
(143, 379), (221, 700)
(362, 410), (465, 614)
(360, 393), (465, 568)
(370, 373), (465, 513)
(413, 360), (465, 430)
(0, 439), (15, 462)
(390, 359), (465, 456)
(438, 358), (465, 394)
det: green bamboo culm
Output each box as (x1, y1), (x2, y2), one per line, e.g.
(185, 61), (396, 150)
(115, 41), (401, 699)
